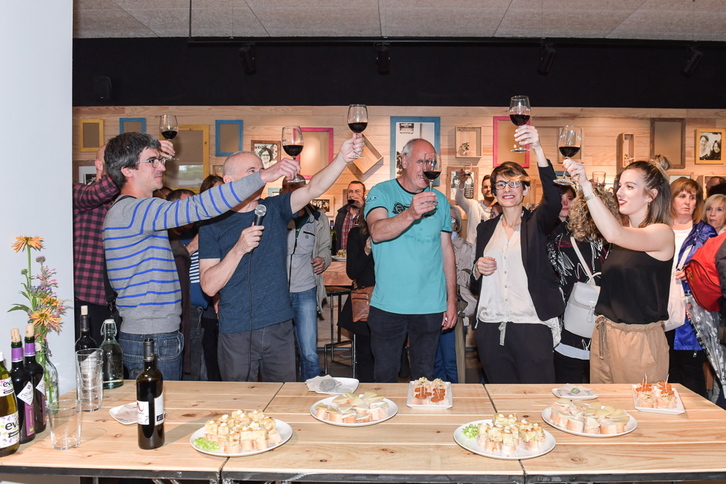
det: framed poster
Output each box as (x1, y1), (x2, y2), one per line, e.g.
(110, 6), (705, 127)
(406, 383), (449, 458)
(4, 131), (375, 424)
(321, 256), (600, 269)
(120, 117), (146, 134)
(390, 116), (441, 179)
(79, 119), (104, 152)
(696, 128), (724, 165)
(493, 116), (530, 168)
(251, 140), (281, 169)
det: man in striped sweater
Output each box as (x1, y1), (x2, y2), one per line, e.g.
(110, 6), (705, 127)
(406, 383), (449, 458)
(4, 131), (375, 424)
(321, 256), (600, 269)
(102, 132), (298, 380)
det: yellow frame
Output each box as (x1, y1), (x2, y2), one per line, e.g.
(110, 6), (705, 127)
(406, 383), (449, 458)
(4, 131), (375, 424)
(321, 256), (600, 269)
(79, 119), (104, 152)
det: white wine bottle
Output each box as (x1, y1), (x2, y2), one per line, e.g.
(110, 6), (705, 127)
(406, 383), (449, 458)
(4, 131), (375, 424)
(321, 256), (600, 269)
(136, 338), (164, 449)
(0, 353), (20, 457)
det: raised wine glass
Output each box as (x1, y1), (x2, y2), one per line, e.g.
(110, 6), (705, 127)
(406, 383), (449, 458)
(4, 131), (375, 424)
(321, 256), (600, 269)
(281, 125), (306, 183)
(347, 104), (368, 159)
(556, 125), (582, 186)
(159, 114), (179, 160)
(423, 153), (441, 192)
(509, 95), (531, 152)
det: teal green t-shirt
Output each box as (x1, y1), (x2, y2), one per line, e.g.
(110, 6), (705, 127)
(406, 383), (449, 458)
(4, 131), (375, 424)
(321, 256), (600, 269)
(364, 179), (452, 314)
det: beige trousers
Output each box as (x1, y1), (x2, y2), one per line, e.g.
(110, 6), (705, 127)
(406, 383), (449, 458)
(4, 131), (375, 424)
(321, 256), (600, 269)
(590, 315), (669, 384)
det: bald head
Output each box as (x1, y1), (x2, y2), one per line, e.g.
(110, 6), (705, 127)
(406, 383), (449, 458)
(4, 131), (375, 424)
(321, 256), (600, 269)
(223, 151), (263, 181)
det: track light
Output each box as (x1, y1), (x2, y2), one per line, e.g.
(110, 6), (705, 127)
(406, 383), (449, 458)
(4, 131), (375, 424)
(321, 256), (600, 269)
(239, 43), (256, 75)
(537, 43), (556, 75)
(375, 42), (390, 75)
(682, 46), (703, 76)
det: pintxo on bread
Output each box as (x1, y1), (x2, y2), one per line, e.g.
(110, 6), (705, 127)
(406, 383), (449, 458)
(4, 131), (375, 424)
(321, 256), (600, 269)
(314, 392), (390, 423)
(548, 399), (630, 435)
(477, 414), (547, 456)
(202, 409), (281, 453)
(411, 377), (448, 405)
(634, 381), (678, 409)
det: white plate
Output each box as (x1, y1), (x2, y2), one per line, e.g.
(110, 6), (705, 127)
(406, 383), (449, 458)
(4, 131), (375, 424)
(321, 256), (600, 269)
(541, 407), (637, 437)
(313, 377), (359, 395)
(551, 385), (598, 400)
(189, 419), (293, 457)
(406, 381), (453, 408)
(453, 419), (556, 460)
(310, 396), (398, 427)
(631, 384), (685, 415)
(332, 256), (347, 262)
(109, 402), (137, 425)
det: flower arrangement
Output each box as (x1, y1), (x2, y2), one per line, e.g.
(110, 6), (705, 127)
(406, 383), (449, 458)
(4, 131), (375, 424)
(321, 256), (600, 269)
(9, 236), (67, 342)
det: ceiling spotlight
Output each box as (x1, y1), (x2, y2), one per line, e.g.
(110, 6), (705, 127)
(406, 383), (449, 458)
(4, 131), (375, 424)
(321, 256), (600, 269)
(239, 43), (256, 75)
(682, 46), (703, 76)
(537, 43), (557, 75)
(375, 42), (390, 75)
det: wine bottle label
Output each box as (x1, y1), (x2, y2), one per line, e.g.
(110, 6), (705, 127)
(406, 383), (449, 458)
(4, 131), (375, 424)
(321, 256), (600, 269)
(0, 378), (13, 397)
(35, 377), (46, 395)
(0, 413), (19, 448)
(17, 382), (33, 406)
(137, 394), (164, 425)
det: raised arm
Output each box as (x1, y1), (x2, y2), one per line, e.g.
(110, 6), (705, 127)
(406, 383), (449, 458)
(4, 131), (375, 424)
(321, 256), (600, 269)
(73, 175), (119, 211)
(290, 136), (364, 214)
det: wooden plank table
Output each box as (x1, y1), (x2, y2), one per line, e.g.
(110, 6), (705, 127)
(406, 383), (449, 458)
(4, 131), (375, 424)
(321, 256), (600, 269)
(0, 381), (283, 481)
(485, 383), (726, 483)
(221, 382), (524, 483)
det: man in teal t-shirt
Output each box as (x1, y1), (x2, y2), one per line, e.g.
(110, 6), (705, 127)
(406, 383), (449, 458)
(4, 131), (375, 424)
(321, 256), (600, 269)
(364, 138), (457, 383)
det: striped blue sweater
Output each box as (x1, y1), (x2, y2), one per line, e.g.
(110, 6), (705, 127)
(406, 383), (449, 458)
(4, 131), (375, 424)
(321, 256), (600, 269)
(103, 173), (263, 334)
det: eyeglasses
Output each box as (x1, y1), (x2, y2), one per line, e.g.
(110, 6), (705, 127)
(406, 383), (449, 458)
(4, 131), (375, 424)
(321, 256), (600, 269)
(494, 180), (521, 190)
(138, 157), (166, 168)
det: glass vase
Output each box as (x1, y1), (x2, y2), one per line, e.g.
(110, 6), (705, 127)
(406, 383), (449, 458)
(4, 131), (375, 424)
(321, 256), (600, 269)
(35, 339), (59, 408)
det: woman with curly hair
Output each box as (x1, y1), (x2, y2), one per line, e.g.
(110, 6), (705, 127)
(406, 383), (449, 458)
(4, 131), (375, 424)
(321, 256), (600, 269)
(564, 159), (674, 383)
(547, 185), (620, 383)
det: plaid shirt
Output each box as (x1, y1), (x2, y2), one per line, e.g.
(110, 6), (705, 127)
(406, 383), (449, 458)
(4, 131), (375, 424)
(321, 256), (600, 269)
(339, 210), (358, 251)
(73, 175), (119, 305)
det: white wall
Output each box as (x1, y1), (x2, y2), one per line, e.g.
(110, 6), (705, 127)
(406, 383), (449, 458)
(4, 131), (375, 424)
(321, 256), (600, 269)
(0, 0), (75, 401)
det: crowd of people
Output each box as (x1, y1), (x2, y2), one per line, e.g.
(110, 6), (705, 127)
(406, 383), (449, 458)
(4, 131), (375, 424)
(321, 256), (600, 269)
(71, 125), (726, 400)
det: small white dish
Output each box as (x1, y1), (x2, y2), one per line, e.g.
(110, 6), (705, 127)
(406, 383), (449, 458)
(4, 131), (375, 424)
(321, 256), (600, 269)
(190, 419), (292, 457)
(453, 419), (556, 460)
(109, 402), (137, 425)
(551, 384), (598, 400)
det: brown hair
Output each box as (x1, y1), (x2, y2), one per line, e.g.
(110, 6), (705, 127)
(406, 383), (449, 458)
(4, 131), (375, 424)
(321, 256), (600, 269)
(613, 160), (672, 227)
(670, 177), (704, 222)
(490, 162), (531, 197)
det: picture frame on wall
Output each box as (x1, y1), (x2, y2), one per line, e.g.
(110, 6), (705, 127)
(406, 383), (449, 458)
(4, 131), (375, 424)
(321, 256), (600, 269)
(390, 116), (441, 179)
(669, 173), (692, 184)
(215, 120), (243, 156)
(446, 166), (479, 203)
(651, 119), (685, 169)
(311, 198), (332, 215)
(695, 128), (724, 165)
(454, 126), (482, 158)
(703, 175), (726, 194)
(251, 140), (281, 169)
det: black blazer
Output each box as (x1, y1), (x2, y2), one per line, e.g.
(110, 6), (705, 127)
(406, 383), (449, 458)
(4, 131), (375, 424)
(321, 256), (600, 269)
(471, 161), (565, 321)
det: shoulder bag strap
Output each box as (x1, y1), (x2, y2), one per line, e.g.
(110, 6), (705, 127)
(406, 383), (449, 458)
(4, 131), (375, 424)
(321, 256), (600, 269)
(570, 236), (596, 282)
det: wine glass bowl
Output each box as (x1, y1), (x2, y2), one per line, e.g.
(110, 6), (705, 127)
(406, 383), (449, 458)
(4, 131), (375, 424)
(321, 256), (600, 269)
(281, 125), (306, 183)
(556, 125), (582, 186)
(347, 104), (368, 134)
(159, 114), (179, 160)
(509, 95), (531, 153)
(422, 153), (441, 192)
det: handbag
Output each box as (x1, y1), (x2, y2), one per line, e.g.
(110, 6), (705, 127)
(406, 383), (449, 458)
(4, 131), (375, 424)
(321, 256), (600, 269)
(665, 246), (692, 331)
(562, 237), (601, 339)
(350, 284), (374, 323)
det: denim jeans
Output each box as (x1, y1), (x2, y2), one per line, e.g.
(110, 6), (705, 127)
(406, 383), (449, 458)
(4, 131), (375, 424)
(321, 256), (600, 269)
(182, 306), (208, 381)
(434, 328), (458, 383)
(367, 306), (442, 383)
(290, 287), (321, 381)
(119, 330), (184, 381)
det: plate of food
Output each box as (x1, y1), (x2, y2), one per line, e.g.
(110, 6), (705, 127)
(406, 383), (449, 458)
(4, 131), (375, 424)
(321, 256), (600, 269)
(632, 382), (685, 415)
(310, 392), (397, 426)
(551, 384), (598, 400)
(332, 256), (347, 262)
(407, 377), (453, 408)
(109, 402), (137, 425)
(453, 416), (555, 460)
(542, 400), (637, 437)
(190, 409), (292, 457)
(332, 250), (347, 262)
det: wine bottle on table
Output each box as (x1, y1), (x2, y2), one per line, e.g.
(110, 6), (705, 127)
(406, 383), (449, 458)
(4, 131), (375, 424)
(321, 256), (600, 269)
(0, 352), (20, 457)
(137, 338), (164, 449)
(75, 305), (98, 351)
(100, 319), (124, 389)
(9, 329), (34, 443)
(23, 325), (46, 432)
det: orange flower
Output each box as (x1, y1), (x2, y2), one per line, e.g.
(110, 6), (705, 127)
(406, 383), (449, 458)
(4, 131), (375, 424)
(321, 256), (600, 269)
(29, 308), (62, 334)
(11, 236), (44, 253)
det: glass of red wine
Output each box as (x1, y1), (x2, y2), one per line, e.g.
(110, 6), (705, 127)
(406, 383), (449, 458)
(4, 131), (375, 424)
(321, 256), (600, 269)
(347, 104), (368, 159)
(509, 95), (531, 153)
(159, 114), (179, 160)
(556, 125), (582, 186)
(281, 125), (306, 183)
(423, 153), (441, 192)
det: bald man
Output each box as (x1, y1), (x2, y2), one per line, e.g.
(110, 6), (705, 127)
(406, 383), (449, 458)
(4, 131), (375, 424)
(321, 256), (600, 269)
(199, 135), (363, 382)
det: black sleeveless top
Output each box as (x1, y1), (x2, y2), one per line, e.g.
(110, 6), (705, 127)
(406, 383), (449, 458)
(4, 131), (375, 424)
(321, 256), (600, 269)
(595, 245), (672, 324)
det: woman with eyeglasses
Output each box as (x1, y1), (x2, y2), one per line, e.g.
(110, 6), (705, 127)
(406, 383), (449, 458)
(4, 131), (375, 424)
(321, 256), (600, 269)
(470, 125), (564, 383)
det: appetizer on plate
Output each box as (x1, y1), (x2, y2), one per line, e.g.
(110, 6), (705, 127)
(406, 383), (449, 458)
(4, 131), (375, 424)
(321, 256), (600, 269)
(313, 392), (391, 424)
(409, 377), (450, 405)
(197, 409), (281, 453)
(546, 398), (631, 435)
(633, 381), (679, 409)
(461, 414), (548, 456)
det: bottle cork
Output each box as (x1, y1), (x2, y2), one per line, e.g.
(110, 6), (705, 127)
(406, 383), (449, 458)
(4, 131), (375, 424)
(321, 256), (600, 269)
(25, 324), (34, 339)
(10, 328), (21, 343)
(81, 305), (88, 316)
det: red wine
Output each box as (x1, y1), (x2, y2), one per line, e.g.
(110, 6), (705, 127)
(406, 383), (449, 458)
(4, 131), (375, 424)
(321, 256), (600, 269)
(348, 122), (367, 133)
(559, 146), (581, 158)
(137, 339), (164, 450)
(424, 170), (441, 181)
(161, 130), (177, 140)
(283, 144), (303, 157)
(509, 114), (530, 126)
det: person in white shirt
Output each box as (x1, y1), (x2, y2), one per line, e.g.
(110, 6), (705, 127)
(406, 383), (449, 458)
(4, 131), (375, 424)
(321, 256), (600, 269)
(456, 173), (495, 244)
